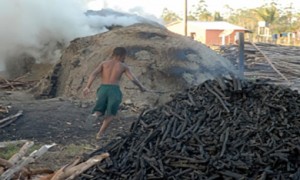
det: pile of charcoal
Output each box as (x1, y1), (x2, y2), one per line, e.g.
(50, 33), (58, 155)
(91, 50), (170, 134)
(79, 77), (300, 179)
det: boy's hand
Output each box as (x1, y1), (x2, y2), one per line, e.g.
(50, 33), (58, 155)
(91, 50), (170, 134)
(83, 87), (91, 96)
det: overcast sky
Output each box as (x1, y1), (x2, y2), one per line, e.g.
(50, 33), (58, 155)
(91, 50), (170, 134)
(87, 0), (299, 17)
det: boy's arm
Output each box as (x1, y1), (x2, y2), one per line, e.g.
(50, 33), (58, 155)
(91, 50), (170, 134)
(124, 65), (147, 92)
(83, 63), (103, 96)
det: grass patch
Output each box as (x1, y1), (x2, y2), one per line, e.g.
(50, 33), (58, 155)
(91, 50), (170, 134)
(0, 144), (20, 160)
(0, 143), (43, 160)
(62, 144), (94, 157)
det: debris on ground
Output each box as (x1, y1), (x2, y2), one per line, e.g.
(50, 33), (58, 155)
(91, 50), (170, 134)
(0, 110), (23, 129)
(0, 76), (36, 91)
(0, 105), (9, 115)
(77, 77), (300, 179)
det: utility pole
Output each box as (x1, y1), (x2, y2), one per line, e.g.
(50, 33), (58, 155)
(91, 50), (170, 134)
(238, 32), (245, 78)
(184, 0), (187, 36)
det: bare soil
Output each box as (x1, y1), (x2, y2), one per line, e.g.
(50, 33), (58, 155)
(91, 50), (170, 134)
(0, 90), (138, 169)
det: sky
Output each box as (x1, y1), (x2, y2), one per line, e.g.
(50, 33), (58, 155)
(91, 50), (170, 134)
(87, 0), (300, 17)
(0, 0), (298, 72)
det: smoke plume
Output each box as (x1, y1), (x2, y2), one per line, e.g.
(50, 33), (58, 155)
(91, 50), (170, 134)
(0, 0), (161, 76)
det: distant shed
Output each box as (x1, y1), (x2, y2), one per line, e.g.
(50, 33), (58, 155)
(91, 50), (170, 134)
(167, 21), (251, 46)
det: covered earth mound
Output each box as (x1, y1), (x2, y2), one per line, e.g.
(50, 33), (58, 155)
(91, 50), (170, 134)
(43, 23), (235, 107)
(78, 78), (300, 179)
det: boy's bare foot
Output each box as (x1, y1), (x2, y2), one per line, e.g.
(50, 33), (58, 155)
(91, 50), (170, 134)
(96, 133), (101, 140)
(96, 132), (109, 141)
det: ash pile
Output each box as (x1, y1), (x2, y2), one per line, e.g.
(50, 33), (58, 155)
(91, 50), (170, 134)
(79, 77), (300, 179)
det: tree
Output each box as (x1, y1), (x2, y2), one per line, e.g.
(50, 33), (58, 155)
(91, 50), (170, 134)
(191, 0), (213, 21)
(161, 8), (181, 24)
(213, 12), (223, 21)
(227, 8), (258, 30)
(254, 2), (279, 27)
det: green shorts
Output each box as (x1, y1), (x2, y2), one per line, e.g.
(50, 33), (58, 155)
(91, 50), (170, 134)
(92, 84), (122, 116)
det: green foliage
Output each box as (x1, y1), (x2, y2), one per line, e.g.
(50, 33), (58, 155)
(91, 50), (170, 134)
(254, 3), (279, 25)
(0, 144), (20, 160)
(161, 0), (300, 34)
(191, 0), (213, 21)
(224, 2), (299, 35)
(161, 8), (181, 24)
(187, 15), (197, 21)
(0, 144), (40, 160)
(213, 12), (223, 21)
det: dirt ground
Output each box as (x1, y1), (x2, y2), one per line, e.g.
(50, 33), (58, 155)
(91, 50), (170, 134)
(0, 90), (138, 169)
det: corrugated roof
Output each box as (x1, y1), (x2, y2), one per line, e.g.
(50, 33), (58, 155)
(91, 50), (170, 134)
(188, 21), (246, 30)
(167, 21), (247, 31)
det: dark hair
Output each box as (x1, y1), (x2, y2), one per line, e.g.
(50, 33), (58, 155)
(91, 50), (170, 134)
(112, 47), (127, 57)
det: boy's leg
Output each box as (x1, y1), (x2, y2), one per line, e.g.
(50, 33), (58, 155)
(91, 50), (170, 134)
(87, 86), (107, 127)
(95, 85), (122, 139)
(96, 115), (114, 140)
(92, 111), (102, 117)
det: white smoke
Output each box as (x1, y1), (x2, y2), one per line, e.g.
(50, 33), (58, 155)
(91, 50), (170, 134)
(0, 0), (92, 71)
(0, 0), (162, 75)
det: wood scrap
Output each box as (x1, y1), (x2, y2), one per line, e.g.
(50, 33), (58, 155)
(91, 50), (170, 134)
(9, 141), (34, 165)
(0, 110), (23, 128)
(0, 158), (12, 169)
(35, 153), (109, 180)
(0, 76), (36, 90)
(0, 77), (15, 90)
(0, 143), (56, 180)
(0, 105), (9, 114)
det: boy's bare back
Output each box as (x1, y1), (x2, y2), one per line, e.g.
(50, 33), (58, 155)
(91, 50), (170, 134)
(100, 60), (126, 85)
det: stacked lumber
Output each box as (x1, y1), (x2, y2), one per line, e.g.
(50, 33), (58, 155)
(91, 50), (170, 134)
(221, 43), (300, 90)
(79, 77), (300, 179)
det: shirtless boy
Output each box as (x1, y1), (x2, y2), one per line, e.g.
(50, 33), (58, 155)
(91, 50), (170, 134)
(83, 47), (147, 139)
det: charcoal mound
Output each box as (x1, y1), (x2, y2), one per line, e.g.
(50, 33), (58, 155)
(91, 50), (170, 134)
(79, 78), (300, 179)
(49, 23), (235, 107)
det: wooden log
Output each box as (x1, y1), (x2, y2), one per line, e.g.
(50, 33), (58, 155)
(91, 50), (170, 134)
(9, 141), (34, 165)
(0, 167), (4, 175)
(0, 158), (12, 169)
(50, 153), (109, 180)
(0, 143), (56, 180)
